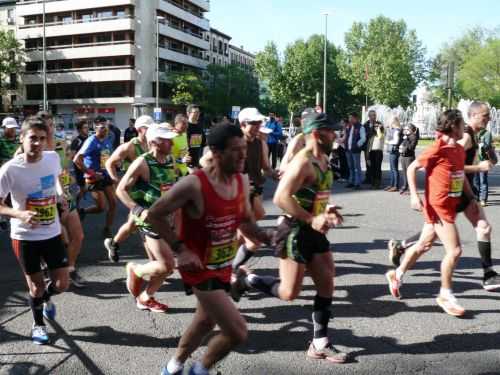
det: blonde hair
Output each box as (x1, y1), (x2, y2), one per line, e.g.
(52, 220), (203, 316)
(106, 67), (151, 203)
(391, 118), (401, 128)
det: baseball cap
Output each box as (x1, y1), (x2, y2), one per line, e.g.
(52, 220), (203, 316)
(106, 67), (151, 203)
(259, 126), (272, 134)
(135, 115), (154, 130)
(146, 126), (177, 142)
(238, 107), (266, 124)
(302, 113), (340, 134)
(2, 117), (19, 128)
(301, 107), (315, 119)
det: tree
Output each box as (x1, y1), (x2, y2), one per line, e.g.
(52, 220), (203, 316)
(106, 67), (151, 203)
(170, 72), (207, 107)
(340, 16), (426, 107)
(255, 36), (362, 118)
(0, 30), (24, 96)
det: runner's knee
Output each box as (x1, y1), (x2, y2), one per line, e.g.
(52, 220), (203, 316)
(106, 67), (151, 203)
(280, 287), (301, 302)
(54, 277), (69, 292)
(476, 220), (491, 237)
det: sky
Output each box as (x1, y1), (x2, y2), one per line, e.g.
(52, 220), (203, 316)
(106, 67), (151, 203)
(208, 0), (500, 57)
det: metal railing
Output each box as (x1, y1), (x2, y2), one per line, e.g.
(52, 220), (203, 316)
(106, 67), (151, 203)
(25, 40), (133, 52)
(20, 14), (134, 29)
(24, 64), (134, 74)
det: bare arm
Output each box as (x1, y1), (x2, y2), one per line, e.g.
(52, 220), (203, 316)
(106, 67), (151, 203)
(106, 142), (132, 182)
(73, 152), (85, 172)
(279, 134), (304, 173)
(407, 158), (423, 211)
(116, 156), (148, 210)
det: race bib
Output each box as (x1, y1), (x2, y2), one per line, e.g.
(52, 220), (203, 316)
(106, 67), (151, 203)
(449, 171), (464, 198)
(26, 196), (57, 225)
(206, 239), (238, 270)
(189, 134), (202, 148)
(312, 190), (330, 215)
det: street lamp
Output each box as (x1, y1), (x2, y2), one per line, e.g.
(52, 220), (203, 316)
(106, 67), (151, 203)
(42, 0), (47, 111)
(156, 16), (165, 111)
(322, 12), (329, 113)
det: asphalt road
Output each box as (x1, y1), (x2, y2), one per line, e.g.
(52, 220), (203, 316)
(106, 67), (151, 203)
(1, 157), (500, 375)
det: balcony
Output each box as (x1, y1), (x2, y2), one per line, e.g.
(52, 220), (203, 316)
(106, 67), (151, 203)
(159, 22), (208, 51)
(159, 0), (209, 31)
(187, 0), (210, 12)
(18, 15), (135, 39)
(159, 47), (207, 70)
(23, 66), (135, 84)
(25, 41), (135, 61)
(17, 0), (136, 17)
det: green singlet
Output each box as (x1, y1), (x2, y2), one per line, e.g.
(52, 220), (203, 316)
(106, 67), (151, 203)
(123, 137), (146, 170)
(0, 136), (20, 166)
(172, 132), (189, 176)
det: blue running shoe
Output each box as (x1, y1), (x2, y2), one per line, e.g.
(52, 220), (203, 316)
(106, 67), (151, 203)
(160, 366), (183, 375)
(32, 324), (49, 345)
(43, 301), (56, 320)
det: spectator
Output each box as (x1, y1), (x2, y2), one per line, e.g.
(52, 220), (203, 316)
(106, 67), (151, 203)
(345, 112), (366, 189)
(364, 110), (383, 185)
(399, 124), (419, 194)
(123, 118), (138, 143)
(265, 113), (283, 169)
(385, 118), (402, 192)
(367, 120), (385, 189)
(475, 127), (494, 206)
(186, 104), (205, 169)
(106, 119), (121, 151)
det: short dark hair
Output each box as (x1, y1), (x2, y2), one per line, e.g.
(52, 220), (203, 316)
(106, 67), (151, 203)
(21, 116), (48, 136)
(186, 104), (199, 114)
(436, 109), (464, 134)
(94, 116), (107, 124)
(76, 118), (88, 131)
(349, 112), (359, 118)
(208, 124), (243, 151)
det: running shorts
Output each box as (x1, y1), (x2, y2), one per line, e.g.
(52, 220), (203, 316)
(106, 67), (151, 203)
(275, 215), (330, 264)
(86, 175), (113, 192)
(184, 277), (231, 296)
(12, 235), (68, 275)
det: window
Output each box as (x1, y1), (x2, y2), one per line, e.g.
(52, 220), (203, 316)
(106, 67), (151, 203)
(76, 84), (94, 98)
(96, 33), (112, 43)
(115, 8), (126, 17)
(59, 60), (72, 70)
(76, 35), (92, 45)
(97, 10), (113, 19)
(60, 84), (73, 98)
(80, 13), (93, 22)
(114, 32), (126, 41)
(9, 74), (17, 89)
(27, 85), (43, 100)
(26, 62), (40, 72)
(57, 36), (72, 46)
(97, 59), (113, 67)
(61, 14), (73, 24)
(10, 94), (17, 104)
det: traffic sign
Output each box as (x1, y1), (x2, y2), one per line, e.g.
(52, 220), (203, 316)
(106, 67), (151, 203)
(154, 107), (162, 121)
(231, 106), (240, 120)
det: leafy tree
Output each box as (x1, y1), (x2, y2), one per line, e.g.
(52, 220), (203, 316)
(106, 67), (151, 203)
(340, 16), (426, 107)
(0, 30), (24, 95)
(170, 72), (207, 107)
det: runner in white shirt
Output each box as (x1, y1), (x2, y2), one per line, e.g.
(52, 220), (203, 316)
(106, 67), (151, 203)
(0, 117), (69, 345)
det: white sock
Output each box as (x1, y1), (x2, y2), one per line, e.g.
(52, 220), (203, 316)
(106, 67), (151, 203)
(139, 290), (152, 301)
(166, 358), (184, 373)
(395, 268), (404, 281)
(439, 288), (453, 299)
(191, 361), (209, 375)
(313, 336), (329, 350)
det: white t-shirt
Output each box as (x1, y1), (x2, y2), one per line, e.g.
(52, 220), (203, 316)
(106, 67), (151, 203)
(0, 151), (62, 241)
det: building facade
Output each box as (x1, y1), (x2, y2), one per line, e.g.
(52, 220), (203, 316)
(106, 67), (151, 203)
(205, 27), (230, 66)
(16, 0), (210, 128)
(229, 44), (255, 71)
(0, 0), (18, 114)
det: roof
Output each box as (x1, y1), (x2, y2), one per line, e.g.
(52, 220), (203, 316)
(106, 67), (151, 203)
(210, 27), (232, 41)
(229, 44), (255, 58)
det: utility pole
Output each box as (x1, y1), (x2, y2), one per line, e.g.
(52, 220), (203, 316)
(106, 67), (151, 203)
(322, 12), (328, 113)
(156, 16), (165, 110)
(42, 0), (47, 111)
(446, 62), (455, 109)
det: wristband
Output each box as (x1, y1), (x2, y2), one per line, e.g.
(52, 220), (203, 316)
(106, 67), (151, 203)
(171, 239), (184, 254)
(131, 205), (145, 218)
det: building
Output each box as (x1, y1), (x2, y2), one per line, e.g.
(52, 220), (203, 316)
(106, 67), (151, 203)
(229, 44), (255, 71)
(205, 27), (231, 66)
(16, 0), (210, 128)
(0, 0), (18, 114)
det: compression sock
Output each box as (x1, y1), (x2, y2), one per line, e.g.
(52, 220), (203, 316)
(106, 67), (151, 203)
(478, 241), (493, 272)
(312, 295), (332, 349)
(232, 244), (254, 270)
(245, 274), (280, 297)
(42, 282), (61, 302)
(29, 296), (45, 326)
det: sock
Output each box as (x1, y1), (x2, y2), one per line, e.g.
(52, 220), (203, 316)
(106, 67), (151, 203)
(312, 295), (332, 344)
(313, 337), (329, 350)
(395, 268), (404, 281)
(42, 282), (61, 302)
(139, 290), (151, 302)
(245, 274), (280, 297)
(439, 288), (453, 299)
(29, 296), (45, 326)
(191, 361), (209, 375)
(478, 241), (493, 270)
(166, 358), (184, 373)
(232, 244), (254, 270)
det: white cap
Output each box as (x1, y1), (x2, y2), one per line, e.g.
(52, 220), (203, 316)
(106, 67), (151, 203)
(238, 107), (265, 124)
(146, 126), (177, 142)
(259, 126), (272, 134)
(135, 115), (154, 130)
(2, 117), (19, 128)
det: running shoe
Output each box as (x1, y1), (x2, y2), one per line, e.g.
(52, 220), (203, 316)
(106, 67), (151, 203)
(388, 239), (404, 267)
(483, 271), (500, 291)
(137, 297), (168, 313)
(480, 200), (487, 207)
(307, 341), (348, 364)
(70, 270), (86, 288)
(385, 270), (401, 299)
(43, 301), (56, 320)
(160, 367), (183, 375)
(436, 295), (465, 317)
(32, 324), (49, 345)
(126, 262), (144, 297)
(104, 238), (120, 263)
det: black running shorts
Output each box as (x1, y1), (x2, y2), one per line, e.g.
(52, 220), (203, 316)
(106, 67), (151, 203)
(12, 235), (68, 275)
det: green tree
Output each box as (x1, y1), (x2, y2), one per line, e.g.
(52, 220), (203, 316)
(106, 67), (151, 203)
(340, 16), (426, 107)
(170, 72), (207, 107)
(0, 30), (24, 95)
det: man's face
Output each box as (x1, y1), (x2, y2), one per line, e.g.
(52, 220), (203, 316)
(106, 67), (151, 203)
(349, 115), (358, 125)
(188, 108), (200, 124)
(471, 105), (490, 129)
(4, 127), (16, 139)
(315, 128), (336, 154)
(175, 118), (188, 133)
(138, 126), (148, 136)
(21, 129), (47, 158)
(95, 124), (107, 138)
(129, 121), (135, 128)
(153, 138), (173, 155)
(215, 136), (247, 174)
(241, 120), (261, 139)
(80, 124), (89, 136)
(368, 111), (376, 123)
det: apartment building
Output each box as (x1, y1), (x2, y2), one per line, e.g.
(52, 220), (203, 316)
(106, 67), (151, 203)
(205, 27), (231, 66)
(229, 44), (255, 71)
(16, 0), (210, 128)
(0, 0), (18, 113)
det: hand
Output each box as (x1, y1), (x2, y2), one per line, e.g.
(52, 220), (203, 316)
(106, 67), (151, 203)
(176, 248), (203, 273)
(410, 194), (423, 211)
(18, 210), (38, 225)
(310, 214), (331, 234)
(478, 160), (493, 172)
(325, 204), (343, 227)
(182, 155), (192, 164)
(271, 169), (280, 180)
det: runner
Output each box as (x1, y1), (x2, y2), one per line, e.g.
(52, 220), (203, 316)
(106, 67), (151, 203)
(186, 104), (205, 170)
(236, 113), (349, 364)
(0, 117), (69, 344)
(103, 115), (153, 262)
(73, 118), (116, 238)
(120, 126), (178, 312)
(171, 113), (191, 177)
(385, 109), (472, 316)
(69, 118), (90, 207)
(146, 124), (271, 375)
(388, 102), (500, 291)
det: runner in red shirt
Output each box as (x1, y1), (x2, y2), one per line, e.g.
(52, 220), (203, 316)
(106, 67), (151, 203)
(146, 124), (272, 375)
(386, 109), (474, 317)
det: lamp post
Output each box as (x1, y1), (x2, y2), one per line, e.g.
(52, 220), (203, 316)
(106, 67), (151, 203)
(42, 0), (47, 111)
(322, 12), (329, 113)
(156, 16), (165, 110)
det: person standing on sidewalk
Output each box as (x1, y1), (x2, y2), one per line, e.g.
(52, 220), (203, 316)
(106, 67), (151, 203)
(345, 112), (366, 189)
(399, 124), (419, 194)
(266, 113), (283, 169)
(474, 127), (494, 206)
(385, 118), (402, 192)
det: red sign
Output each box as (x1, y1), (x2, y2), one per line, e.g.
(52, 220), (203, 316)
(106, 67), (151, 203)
(98, 108), (116, 114)
(74, 107), (95, 114)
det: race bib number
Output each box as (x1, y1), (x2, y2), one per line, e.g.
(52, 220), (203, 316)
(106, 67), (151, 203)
(312, 190), (330, 215)
(189, 134), (202, 148)
(100, 149), (111, 168)
(206, 240), (238, 270)
(449, 171), (464, 198)
(26, 196), (57, 225)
